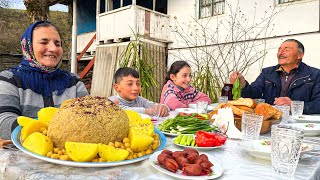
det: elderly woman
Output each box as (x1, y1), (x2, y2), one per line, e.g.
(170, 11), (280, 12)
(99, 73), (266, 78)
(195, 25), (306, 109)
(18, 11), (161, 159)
(0, 20), (88, 139)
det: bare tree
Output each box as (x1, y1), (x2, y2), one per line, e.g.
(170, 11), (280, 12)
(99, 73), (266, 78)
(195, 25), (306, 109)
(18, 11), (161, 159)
(0, 0), (9, 8)
(168, 1), (286, 102)
(23, 0), (69, 23)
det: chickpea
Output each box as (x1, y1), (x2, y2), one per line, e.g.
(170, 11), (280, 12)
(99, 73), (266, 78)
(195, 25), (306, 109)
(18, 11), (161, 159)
(39, 127), (46, 132)
(99, 158), (105, 162)
(124, 142), (131, 148)
(145, 149), (153, 155)
(61, 149), (67, 155)
(47, 151), (53, 157)
(57, 150), (64, 155)
(133, 154), (138, 159)
(123, 137), (130, 143)
(152, 144), (158, 150)
(59, 155), (69, 161)
(114, 142), (122, 148)
(42, 130), (47, 135)
(92, 158), (98, 162)
(53, 147), (60, 154)
(50, 154), (60, 159)
(137, 152), (143, 157)
(153, 134), (159, 140)
(108, 142), (115, 147)
(126, 155), (133, 160)
(120, 144), (126, 149)
(153, 140), (159, 146)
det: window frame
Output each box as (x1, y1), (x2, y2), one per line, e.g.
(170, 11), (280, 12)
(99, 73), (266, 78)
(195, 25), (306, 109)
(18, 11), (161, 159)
(199, 0), (225, 19)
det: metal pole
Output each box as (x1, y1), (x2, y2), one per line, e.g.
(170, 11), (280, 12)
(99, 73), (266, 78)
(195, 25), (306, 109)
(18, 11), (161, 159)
(70, 0), (78, 73)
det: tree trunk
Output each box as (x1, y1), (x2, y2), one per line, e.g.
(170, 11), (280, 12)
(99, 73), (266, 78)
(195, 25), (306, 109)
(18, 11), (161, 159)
(23, 0), (49, 23)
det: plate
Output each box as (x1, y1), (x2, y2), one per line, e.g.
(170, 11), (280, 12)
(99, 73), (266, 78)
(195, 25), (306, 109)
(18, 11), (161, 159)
(188, 103), (218, 111)
(149, 151), (224, 179)
(11, 127), (166, 167)
(238, 139), (314, 160)
(172, 136), (225, 150)
(291, 115), (320, 123)
(290, 123), (320, 136)
(175, 108), (198, 114)
(139, 113), (151, 119)
(161, 131), (179, 137)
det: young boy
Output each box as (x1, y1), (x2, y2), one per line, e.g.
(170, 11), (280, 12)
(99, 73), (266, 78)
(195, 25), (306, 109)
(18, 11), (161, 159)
(109, 67), (169, 117)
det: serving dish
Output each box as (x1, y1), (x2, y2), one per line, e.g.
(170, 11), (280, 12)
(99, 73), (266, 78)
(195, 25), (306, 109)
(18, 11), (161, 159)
(12, 127), (166, 167)
(238, 139), (314, 160)
(175, 108), (198, 114)
(149, 151), (224, 179)
(291, 115), (320, 123)
(290, 123), (320, 136)
(188, 103), (219, 112)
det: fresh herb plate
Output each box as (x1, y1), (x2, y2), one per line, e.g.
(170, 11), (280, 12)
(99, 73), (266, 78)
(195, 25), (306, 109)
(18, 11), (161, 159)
(149, 151), (224, 179)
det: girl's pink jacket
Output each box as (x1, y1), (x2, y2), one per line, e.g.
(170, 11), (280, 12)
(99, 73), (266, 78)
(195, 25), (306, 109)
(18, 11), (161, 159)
(160, 80), (212, 110)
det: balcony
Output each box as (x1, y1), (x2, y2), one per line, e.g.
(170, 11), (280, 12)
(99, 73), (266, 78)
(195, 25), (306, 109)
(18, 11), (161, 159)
(97, 5), (170, 43)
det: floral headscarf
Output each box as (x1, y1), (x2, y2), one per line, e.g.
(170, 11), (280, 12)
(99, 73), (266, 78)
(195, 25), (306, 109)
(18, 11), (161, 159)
(9, 20), (72, 98)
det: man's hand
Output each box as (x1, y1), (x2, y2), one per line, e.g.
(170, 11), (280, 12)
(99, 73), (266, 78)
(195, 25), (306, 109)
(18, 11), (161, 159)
(274, 97), (291, 106)
(230, 71), (246, 89)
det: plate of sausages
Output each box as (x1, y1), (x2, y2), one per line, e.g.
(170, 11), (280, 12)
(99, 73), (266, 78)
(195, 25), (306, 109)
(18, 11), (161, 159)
(148, 148), (224, 179)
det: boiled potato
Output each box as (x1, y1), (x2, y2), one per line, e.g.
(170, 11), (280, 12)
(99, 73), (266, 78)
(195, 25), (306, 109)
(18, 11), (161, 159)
(128, 128), (154, 152)
(17, 116), (37, 127)
(99, 144), (129, 162)
(22, 132), (53, 156)
(21, 120), (48, 141)
(38, 107), (58, 123)
(65, 142), (99, 162)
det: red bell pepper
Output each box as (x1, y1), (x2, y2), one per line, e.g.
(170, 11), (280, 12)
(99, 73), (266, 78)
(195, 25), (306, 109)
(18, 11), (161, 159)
(195, 130), (227, 147)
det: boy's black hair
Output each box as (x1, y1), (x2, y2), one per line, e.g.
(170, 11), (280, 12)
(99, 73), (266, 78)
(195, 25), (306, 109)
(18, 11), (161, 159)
(114, 67), (140, 83)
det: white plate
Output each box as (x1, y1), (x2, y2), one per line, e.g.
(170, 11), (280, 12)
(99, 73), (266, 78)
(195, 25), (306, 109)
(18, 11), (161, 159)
(173, 136), (225, 150)
(161, 131), (180, 137)
(188, 103), (218, 111)
(291, 115), (320, 123)
(175, 108), (198, 114)
(290, 123), (320, 136)
(139, 113), (151, 119)
(11, 127), (166, 167)
(238, 139), (314, 160)
(149, 151), (224, 179)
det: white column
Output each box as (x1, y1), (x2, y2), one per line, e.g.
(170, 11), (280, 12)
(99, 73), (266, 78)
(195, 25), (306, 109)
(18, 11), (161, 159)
(70, 0), (78, 73)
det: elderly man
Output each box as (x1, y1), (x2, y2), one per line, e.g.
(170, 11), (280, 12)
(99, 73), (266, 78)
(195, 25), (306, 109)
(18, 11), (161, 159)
(230, 39), (320, 114)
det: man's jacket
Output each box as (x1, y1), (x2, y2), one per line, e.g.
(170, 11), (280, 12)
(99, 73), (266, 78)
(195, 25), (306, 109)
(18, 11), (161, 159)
(242, 62), (320, 114)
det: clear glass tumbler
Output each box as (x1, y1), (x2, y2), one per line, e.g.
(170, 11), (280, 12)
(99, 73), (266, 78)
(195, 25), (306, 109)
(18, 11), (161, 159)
(271, 124), (304, 177)
(291, 101), (304, 117)
(241, 112), (263, 141)
(274, 105), (291, 124)
(150, 103), (161, 121)
(196, 101), (208, 114)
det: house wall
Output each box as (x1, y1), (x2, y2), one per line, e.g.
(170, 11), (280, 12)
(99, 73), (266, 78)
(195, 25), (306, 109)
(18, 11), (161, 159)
(166, 0), (320, 83)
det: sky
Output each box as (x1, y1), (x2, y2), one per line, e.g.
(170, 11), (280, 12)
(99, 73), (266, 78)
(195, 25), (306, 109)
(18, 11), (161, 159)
(9, 0), (68, 12)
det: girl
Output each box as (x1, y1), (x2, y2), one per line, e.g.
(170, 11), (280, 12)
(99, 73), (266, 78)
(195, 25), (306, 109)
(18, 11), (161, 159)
(160, 61), (211, 110)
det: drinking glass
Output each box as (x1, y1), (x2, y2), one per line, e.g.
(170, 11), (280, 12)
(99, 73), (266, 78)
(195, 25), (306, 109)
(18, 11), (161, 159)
(291, 101), (304, 116)
(241, 112), (263, 141)
(271, 124), (304, 177)
(218, 96), (228, 103)
(274, 105), (291, 124)
(196, 101), (208, 114)
(254, 99), (265, 104)
(150, 103), (161, 121)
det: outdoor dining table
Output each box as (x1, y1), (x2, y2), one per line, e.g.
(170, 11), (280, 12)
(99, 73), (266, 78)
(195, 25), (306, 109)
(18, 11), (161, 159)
(1, 113), (320, 180)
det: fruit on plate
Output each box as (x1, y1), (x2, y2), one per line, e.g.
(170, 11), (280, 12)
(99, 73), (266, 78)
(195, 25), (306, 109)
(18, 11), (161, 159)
(17, 116), (37, 127)
(99, 144), (129, 162)
(128, 128), (154, 152)
(38, 107), (58, 123)
(21, 120), (49, 141)
(22, 132), (53, 156)
(65, 141), (99, 162)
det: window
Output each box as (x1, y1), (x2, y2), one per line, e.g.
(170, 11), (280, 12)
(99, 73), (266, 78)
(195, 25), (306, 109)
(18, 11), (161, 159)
(199, 0), (225, 18)
(278, 0), (302, 4)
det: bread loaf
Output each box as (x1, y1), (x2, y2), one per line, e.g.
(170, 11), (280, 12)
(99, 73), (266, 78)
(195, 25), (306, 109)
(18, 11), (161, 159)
(255, 103), (282, 121)
(228, 98), (257, 108)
